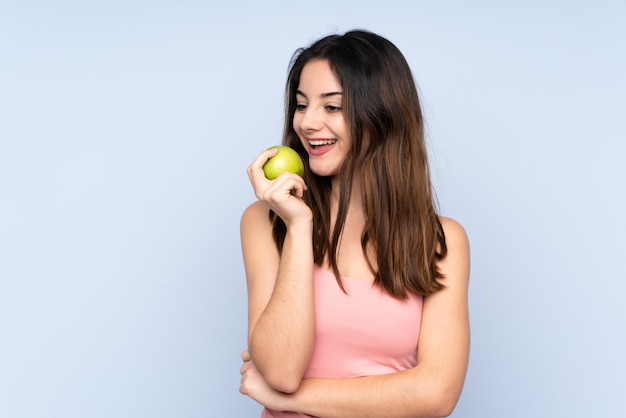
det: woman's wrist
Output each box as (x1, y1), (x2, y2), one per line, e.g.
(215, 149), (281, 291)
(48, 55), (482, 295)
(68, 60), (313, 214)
(285, 218), (313, 235)
(277, 383), (306, 414)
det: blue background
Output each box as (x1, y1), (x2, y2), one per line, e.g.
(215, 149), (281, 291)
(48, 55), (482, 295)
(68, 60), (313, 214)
(1, 1), (624, 417)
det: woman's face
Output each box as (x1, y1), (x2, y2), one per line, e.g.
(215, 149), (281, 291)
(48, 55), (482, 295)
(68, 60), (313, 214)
(293, 59), (351, 177)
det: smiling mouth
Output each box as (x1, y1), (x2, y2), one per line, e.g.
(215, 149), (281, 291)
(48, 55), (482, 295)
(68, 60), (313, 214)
(309, 139), (337, 149)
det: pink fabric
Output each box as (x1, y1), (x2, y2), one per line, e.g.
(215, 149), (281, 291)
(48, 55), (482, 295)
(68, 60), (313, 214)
(262, 266), (423, 418)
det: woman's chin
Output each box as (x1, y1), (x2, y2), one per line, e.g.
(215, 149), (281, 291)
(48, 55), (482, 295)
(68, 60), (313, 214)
(309, 166), (339, 178)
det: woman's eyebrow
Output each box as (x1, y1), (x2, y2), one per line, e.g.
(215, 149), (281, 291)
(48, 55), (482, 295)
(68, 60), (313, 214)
(296, 90), (343, 98)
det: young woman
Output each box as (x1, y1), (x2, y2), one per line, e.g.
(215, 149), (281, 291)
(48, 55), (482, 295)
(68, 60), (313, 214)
(239, 30), (470, 418)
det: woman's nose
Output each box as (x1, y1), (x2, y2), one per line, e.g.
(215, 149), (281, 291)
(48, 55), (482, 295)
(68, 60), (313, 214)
(299, 108), (322, 132)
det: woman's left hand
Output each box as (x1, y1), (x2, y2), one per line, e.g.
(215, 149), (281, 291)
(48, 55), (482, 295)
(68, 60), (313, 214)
(239, 349), (292, 411)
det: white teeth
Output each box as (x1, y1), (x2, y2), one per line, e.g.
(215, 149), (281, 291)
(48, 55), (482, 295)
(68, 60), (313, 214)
(309, 139), (336, 146)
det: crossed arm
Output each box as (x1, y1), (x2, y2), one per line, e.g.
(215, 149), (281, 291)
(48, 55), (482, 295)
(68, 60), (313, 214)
(240, 206), (471, 418)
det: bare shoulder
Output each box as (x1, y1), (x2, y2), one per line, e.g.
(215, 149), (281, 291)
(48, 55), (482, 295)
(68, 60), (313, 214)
(240, 201), (277, 248)
(240, 200), (280, 276)
(439, 216), (469, 248)
(241, 200), (272, 231)
(437, 216), (470, 284)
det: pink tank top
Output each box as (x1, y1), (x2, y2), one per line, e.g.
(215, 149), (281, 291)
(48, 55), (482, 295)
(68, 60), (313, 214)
(262, 266), (423, 417)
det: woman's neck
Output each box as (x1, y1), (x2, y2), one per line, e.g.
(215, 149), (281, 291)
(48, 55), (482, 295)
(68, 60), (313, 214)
(330, 171), (364, 215)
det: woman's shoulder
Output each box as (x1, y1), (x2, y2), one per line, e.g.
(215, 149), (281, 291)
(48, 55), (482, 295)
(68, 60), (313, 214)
(438, 216), (468, 242)
(242, 200), (270, 219)
(438, 216), (470, 264)
(241, 201), (273, 234)
(240, 201), (279, 262)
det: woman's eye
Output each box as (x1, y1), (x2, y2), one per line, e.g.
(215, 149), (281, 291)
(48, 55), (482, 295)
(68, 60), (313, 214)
(326, 105), (342, 112)
(295, 103), (307, 111)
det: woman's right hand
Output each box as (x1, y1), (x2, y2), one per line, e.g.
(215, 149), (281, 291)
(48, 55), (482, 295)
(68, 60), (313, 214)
(246, 148), (312, 227)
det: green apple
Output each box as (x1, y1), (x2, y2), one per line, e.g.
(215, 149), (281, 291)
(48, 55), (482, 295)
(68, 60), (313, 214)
(262, 145), (305, 180)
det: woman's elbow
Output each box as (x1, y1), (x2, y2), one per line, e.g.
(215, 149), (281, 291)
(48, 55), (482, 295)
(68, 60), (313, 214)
(264, 371), (302, 394)
(426, 384), (463, 417)
(430, 402), (456, 418)
(250, 355), (307, 393)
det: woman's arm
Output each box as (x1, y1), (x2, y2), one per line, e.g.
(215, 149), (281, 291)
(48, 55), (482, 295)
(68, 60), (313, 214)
(241, 217), (470, 417)
(241, 149), (315, 393)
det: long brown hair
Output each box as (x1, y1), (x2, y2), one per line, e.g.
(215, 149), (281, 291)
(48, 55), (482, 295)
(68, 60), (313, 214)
(272, 30), (446, 298)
